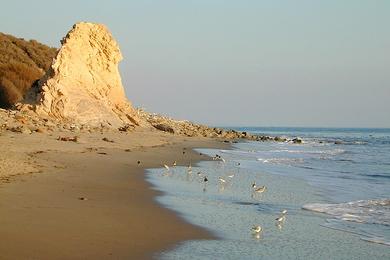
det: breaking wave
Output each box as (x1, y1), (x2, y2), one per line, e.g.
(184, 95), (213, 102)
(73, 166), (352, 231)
(303, 199), (390, 225)
(303, 199), (390, 246)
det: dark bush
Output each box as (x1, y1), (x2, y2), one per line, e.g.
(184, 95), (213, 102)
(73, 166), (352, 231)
(0, 77), (22, 107)
(0, 32), (57, 108)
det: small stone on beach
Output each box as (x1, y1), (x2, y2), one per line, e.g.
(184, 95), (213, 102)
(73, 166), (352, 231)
(102, 137), (114, 143)
(57, 136), (78, 142)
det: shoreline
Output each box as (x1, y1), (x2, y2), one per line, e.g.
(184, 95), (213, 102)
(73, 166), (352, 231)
(0, 129), (229, 259)
(145, 137), (390, 259)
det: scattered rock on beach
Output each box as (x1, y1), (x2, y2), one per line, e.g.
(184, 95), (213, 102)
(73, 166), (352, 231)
(8, 125), (32, 134)
(57, 136), (78, 142)
(292, 138), (303, 144)
(102, 137), (115, 143)
(36, 127), (46, 133)
(118, 124), (135, 132)
(274, 136), (287, 142)
(153, 123), (175, 134)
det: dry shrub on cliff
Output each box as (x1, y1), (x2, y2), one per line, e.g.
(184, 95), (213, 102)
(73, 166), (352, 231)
(0, 32), (56, 108)
(0, 77), (22, 106)
(0, 62), (42, 107)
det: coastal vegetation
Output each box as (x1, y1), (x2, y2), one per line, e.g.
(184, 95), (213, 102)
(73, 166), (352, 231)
(0, 33), (56, 107)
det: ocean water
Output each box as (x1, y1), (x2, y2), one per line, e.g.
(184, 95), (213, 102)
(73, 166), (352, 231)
(146, 127), (390, 259)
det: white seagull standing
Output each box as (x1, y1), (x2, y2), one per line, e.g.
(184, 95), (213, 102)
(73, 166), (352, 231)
(162, 164), (171, 177)
(275, 215), (286, 224)
(254, 185), (267, 193)
(251, 225), (262, 234)
(275, 209), (287, 229)
(218, 177), (226, 184)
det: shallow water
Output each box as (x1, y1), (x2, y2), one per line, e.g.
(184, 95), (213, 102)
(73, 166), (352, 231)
(146, 127), (390, 259)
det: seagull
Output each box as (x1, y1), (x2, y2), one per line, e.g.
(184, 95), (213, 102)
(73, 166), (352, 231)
(275, 215), (286, 230)
(164, 164), (170, 171)
(276, 222), (283, 230)
(227, 174), (235, 178)
(173, 161), (177, 167)
(213, 154), (222, 161)
(275, 215), (286, 224)
(254, 186), (267, 193)
(218, 177), (226, 183)
(251, 225), (262, 234)
(275, 209), (287, 228)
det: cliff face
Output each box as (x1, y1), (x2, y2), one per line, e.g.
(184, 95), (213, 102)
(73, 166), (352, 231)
(30, 22), (139, 127)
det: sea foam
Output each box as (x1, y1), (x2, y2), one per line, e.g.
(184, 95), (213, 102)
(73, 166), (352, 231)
(303, 199), (390, 226)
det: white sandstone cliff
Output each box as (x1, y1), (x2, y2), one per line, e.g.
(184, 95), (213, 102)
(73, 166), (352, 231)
(30, 22), (139, 127)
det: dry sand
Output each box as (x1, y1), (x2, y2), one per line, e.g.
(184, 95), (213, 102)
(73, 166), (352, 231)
(0, 129), (228, 259)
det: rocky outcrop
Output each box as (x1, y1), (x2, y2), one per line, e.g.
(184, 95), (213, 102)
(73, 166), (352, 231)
(0, 22), (303, 144)
(26, 22), (139, 127)
(137, 109), (277, 141)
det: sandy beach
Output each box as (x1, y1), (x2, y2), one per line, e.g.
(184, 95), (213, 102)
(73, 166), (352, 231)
(1, 5), (388, 259)
(0, 129), (228, 259)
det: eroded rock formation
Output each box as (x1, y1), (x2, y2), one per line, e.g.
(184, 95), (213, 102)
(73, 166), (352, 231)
(2, 22), (283, 142)
(28, 22), (139, 127)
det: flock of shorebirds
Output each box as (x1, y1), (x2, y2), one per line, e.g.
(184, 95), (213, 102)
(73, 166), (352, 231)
(161, 153), (289, 239)
(251, 209), (287, 238)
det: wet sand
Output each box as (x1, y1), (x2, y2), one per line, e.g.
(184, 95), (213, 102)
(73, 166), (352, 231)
(0, 129), (228, 259)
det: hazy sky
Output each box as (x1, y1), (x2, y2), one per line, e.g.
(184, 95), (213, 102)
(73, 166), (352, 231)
(3, 0), (390, 127)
